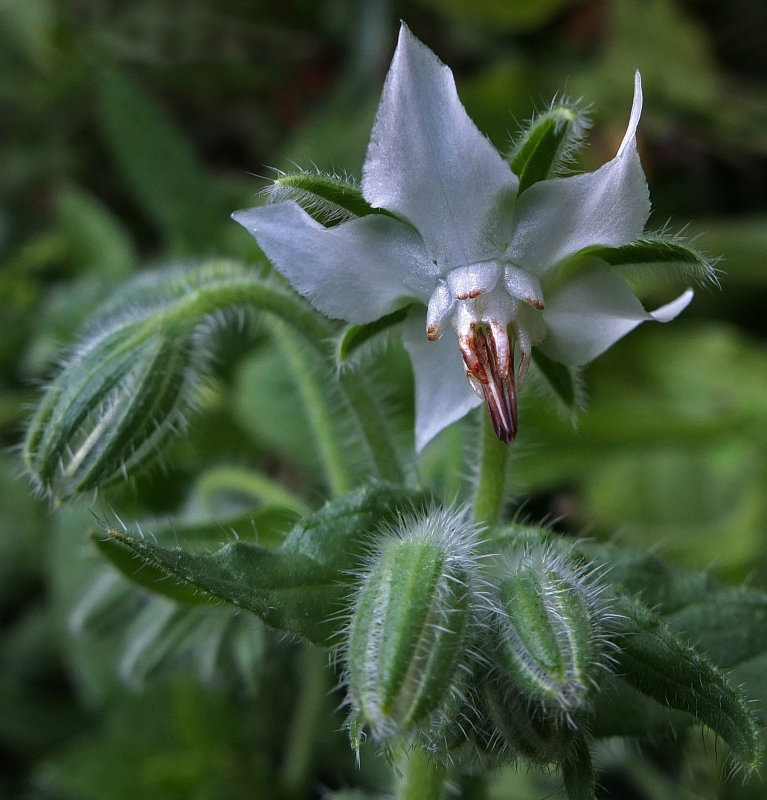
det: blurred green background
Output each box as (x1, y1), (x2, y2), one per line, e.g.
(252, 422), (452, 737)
(2, 0), (767, 798)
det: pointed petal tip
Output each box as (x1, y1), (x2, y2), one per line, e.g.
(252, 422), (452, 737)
(617, 70), (644, 158)
(650, 287), (694, 323)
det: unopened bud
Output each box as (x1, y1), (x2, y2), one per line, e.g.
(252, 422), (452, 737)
(345, 508), (480, 743)
(490, 546), (612, 723)
(24, 322), (200, 502)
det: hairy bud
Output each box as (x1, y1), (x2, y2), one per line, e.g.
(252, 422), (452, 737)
(344, 508), (480, 743)
(489, 546), (614, 726)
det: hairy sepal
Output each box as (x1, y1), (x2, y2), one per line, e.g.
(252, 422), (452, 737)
(336, 306), (412, 367)
(509, 101), (591, 193)
(612, 594), (761, 772)
(577, 234), (719, 286)
(267, 170), (394, 227)
(24, 320), (200, 502)
(531, 348), (585, 414)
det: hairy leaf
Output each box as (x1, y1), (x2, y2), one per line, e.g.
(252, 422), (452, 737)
(101, 485), (431, 646)
(612, 596), (761, 771)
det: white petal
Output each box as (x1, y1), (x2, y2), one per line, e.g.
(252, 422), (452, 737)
(402, 310), (481, 451)
(232, 202), (435, 324)
(362, 24), (518, 270)
(540, 267), (692, 366)
(509, 72), (650, 275)
(648, 288), (694, 322)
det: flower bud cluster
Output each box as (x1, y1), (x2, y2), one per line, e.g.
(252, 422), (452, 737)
(342, 518), (616, 769)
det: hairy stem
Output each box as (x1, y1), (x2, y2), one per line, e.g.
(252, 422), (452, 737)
(395, 746), (446, 800)
(273, 319), (351, 496)
(472, 412), (510, 527)
(339, 370), (406, 485)
(279, 644), (329, 797)
(162, 269), (404, 485)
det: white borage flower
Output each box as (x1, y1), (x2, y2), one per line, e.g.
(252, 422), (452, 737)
(233, 24), (700, 451)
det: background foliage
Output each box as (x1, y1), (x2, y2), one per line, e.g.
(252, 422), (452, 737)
(2, 0), (767, 798)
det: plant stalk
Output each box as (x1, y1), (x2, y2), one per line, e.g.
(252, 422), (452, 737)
(395, 746), (446, 800)
(472, 412), (510, 527)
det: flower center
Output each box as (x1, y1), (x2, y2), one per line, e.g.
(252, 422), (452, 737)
(458, 322), (517, 444)
(425, 261), (548, 443)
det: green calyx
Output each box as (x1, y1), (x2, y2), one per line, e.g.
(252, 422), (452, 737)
(491, 548), (609, 721)
(509, 101), (590, 193)
(345, 509), (479, 742)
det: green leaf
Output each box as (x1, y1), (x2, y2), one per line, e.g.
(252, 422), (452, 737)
(268, 170), (394, 226)
(336, 305), (412, 366)
(612, 595), (761, 771)
(90, 506), (297, 605)
(92, 530), (209, 606)
(96, 68), (222, 253)
(102, 485), (431, 646)
(57, 184), (135, 280)
(509, 102), (590, 192)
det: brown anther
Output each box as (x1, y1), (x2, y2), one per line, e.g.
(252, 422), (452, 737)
(528, 298), (544, 310)
(459, 325), (517, 444)
(427, 323), (440, 341)
(455, 289), (485, 301)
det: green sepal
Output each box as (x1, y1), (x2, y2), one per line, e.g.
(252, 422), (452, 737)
(576, 235), (718, 285)
(336, 305), (412, 366)
(531, 348), (584, 412)
(493, 554), (600, 717)
(348, 529), (473, 736)
(100, 485), (430, 646)
(480, 677), (573, 765)
(509, 102), (589, 193)
(612, 594), (761, 771)
(269, 171), (395, 227)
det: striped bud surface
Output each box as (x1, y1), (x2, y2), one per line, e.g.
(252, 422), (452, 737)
(491, 548), (608, 721)
(345, 509), (478, 742)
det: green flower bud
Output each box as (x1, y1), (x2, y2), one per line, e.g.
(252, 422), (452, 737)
(344, 508), (480, 743)
(490, 546), (613, 724)
(23, 321), (201, 502)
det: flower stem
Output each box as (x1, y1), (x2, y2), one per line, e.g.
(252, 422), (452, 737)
(279, 644), (328, 797)
(395, 746), (446, 800)
(163, 265), (404, 486)
(339, 370), (406, 485)
(472, 412), (510, 527)
(273, 319), (351, 496)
